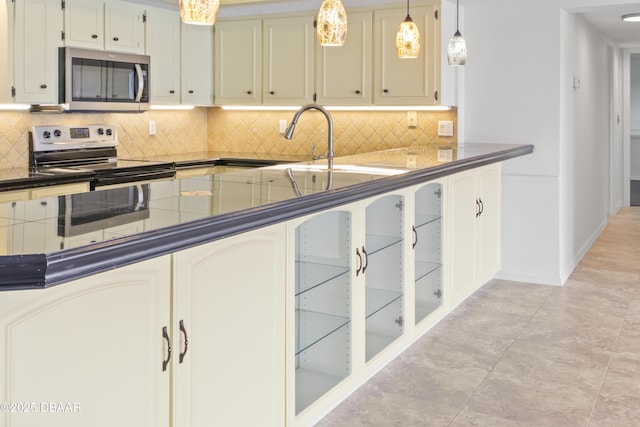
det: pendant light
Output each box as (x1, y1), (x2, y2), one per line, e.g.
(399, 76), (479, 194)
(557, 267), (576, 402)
(447, 0), (467, 65)
(317, 0), (348, 46)
(396, 0), (420, 58)
(179, 0), (220, 26)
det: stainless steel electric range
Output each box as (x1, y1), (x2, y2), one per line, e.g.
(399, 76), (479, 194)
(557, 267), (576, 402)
(29, 124), (175, 189)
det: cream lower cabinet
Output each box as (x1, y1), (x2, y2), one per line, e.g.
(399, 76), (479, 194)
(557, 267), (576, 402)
(410, 179), (447, 331)
(173, 224), (286, 427)
(0, 256), (171, 427)
(287, 207), (355, 426)
(449, 163), (502, 306)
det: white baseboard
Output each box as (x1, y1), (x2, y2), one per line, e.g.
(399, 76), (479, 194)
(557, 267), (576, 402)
(494, 271), (563, 286)
(560, 216), (607, 285)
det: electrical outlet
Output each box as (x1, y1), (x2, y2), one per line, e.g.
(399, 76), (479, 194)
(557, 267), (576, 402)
(149, 120), (156, 136)
(438, 121), (454, 137)
(407, 111), (417, 128)
(279, 119), (287, 134)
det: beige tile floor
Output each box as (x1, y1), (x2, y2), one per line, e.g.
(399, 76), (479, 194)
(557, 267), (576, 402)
(317, 207), (640, 426)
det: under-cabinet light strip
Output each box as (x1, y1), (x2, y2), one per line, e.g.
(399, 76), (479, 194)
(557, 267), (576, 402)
(0, 104), (31, 110)
(150, 105), (196, 110)
(220, 105), (452, 112)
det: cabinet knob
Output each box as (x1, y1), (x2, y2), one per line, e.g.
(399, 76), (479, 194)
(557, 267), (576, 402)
(383, 89), (389, 93)
(188, 90), (194, 94)
(169, 90), (175, 94)
(40, 84), (47, 89)
(270, 91), (275, 95)
(91, 34), (98, 39)
(112, 37), (119, 42)
(246, 91), (252, 95)
(355, 90), (361, 94)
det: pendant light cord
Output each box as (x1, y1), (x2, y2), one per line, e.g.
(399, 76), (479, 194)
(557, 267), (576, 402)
(456, 0), (459, 31)
(406, 0), (410, 17)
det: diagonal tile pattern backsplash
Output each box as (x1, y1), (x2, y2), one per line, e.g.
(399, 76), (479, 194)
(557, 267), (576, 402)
(0, 107), (456, 169)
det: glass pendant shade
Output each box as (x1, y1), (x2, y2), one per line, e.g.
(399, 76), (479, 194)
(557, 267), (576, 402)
(396, 15), (420, 58)
(179, 0), (220, 25)
(317, 0), (348, 46)
(447, 30), (467, 65)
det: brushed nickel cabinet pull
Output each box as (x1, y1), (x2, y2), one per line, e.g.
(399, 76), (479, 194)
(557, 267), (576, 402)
(162, 326), (171, 372)
(179, 320), (189, 364)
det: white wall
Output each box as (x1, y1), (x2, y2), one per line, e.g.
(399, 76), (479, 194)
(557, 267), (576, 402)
(630, 55), (640, 179)
(559, 10), (610, 281)
(463, 0), (616, 285)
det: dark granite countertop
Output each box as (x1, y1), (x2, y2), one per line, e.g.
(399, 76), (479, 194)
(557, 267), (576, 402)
(0, 167), (95, 192)
(0, 143), (533, 290)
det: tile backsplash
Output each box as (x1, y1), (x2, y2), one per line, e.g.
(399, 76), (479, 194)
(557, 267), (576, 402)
(0, 107), (456, 169)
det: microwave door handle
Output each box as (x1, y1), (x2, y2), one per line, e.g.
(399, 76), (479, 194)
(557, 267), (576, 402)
(134, 64), (144, 102)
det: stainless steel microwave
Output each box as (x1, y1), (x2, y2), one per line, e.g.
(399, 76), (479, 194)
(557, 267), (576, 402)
(59, 47), (150, 112)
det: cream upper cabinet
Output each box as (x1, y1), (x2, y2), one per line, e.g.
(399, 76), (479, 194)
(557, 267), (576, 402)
(181, 23), (213, 105)
(146, 7), (180, 104)
(173, 224), (286, 427)
(373, 4), (441, 105)
(316, 11), (372, 105)
(0, 256), (171, 427)
(63, 0), (103, 49)
(13, 0), (62, 104)
(0, 0), (13, 104)
(263, 15), (314, 105)
(64, 0), (145, 54)
(214, 19), (262, 105)
(103, 0), (145, 54)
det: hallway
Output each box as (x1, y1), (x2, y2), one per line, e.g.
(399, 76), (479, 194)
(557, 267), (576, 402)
(317, 208), (640, 426)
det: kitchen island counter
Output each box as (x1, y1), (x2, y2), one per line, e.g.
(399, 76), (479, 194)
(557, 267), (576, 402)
(0, 143), (533, 290)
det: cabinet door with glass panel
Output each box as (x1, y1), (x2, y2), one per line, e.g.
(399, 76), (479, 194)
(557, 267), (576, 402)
(412, 181), (445, 326)
(360, 194), (405, 364)
(287, 208), (353, 426)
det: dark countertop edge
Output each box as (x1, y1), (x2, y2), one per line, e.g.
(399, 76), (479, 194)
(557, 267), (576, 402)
(3, 144), (533, 291)
(0, 172), (95, 192)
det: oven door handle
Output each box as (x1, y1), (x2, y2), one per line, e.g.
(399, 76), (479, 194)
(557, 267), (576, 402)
(134, 64), (144, 103)
(134, 184), (145, 209)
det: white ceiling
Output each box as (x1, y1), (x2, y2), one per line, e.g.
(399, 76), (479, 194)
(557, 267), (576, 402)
(577, 3), (640, 47)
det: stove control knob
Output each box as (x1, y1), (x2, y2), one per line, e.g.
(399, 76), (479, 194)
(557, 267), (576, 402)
(106, 128), (113, 136)
(42, 131), (51, 140)
(97, 128), (104, 135)
(53, 129), (62, 138)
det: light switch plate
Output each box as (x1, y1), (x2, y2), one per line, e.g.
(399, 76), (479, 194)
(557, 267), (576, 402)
(279, 119), (287, 134)
(407, 111), (417, 128)
(438, 121), (454, 137)
(149, 120), (156, 136)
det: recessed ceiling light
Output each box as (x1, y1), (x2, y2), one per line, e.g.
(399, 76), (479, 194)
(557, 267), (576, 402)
(622, 13), (640, 22)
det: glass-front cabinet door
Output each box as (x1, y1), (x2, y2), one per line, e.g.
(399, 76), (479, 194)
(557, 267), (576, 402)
(413, 183), (443, 324)
(363, 195), (404, 362)
(293, 210), (351, 416)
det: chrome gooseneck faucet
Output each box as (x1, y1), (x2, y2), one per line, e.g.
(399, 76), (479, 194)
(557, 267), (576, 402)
(282, 104), (335, 170)
(282, 104), (335, 195)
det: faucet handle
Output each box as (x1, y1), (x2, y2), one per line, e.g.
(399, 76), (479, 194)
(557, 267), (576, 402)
(311, 143), (327, 161)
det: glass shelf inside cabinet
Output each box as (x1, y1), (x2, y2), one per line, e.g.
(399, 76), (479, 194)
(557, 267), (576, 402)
(295, 309), (350, 355)
(415, 261), (441, 282)
(415, 213), (441, 228)
(365, 233), (403, 255)
(295, 259), (350, 296)
(365, 287), (403, 319)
